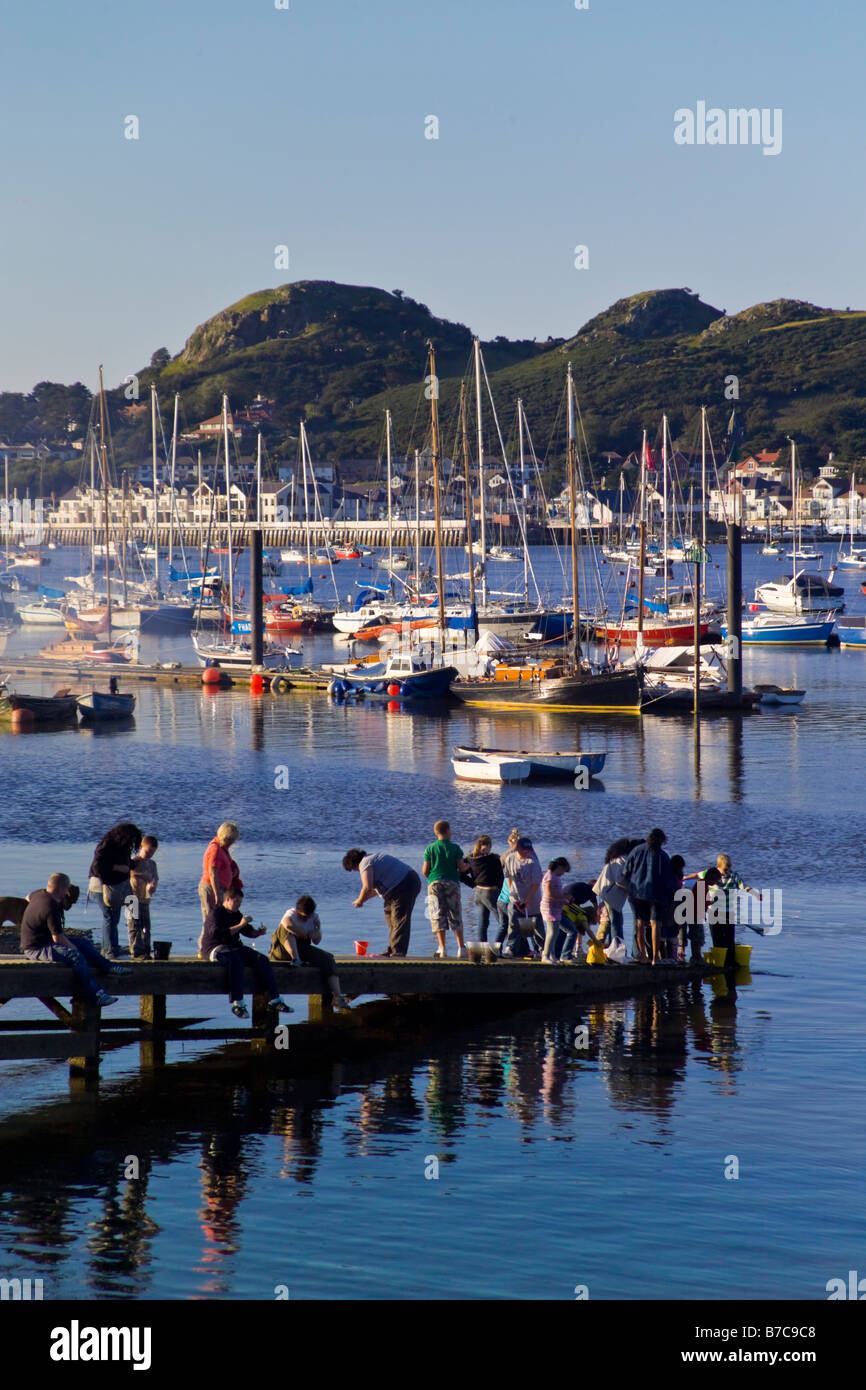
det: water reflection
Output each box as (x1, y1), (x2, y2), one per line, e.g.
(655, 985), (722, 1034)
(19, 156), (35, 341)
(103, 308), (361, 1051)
(0, 980), (757, 1298)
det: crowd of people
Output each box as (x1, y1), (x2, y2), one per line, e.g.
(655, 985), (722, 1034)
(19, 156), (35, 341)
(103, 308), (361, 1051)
(18, 817), (755, 1015)
(345, 825), (755, 969)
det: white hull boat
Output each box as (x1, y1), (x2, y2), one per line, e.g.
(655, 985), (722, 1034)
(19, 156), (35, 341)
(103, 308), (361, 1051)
(451, 753), (530, 783)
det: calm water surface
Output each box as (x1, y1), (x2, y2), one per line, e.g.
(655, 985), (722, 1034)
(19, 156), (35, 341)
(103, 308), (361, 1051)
(1, 544), (864, 1299)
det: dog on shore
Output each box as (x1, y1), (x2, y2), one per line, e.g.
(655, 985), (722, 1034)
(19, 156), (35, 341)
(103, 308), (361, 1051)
(0, 883), (80, 931)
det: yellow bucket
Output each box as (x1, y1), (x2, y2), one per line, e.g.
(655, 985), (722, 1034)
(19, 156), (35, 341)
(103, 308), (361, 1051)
(702, 944), (753, 969)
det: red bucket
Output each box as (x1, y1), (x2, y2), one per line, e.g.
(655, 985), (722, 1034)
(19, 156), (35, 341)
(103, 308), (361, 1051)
(353, 940), (369, 957)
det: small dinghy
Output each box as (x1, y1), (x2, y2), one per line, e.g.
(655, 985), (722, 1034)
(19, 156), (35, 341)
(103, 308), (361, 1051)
(453, 745), (606, 780)
(451, 752), (530, 783)
(753, 684), (806, 706)
(77, 690), (137, 721)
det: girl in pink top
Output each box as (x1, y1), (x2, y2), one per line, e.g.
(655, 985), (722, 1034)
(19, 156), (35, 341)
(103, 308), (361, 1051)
(541, 857), (570, 963)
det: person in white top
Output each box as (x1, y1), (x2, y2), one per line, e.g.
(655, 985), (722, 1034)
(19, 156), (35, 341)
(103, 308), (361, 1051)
(272, 894), (350, 1011)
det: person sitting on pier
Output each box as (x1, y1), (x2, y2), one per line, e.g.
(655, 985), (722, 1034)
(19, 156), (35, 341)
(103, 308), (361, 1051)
(20, 872), (130, 1008)
(201, 887), (293, 1020)
(271, 895), (350, 1011)
(343, 848), (421, 957)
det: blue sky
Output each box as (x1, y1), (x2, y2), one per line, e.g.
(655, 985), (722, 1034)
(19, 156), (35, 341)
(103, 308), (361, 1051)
(1, 0), (862, 392)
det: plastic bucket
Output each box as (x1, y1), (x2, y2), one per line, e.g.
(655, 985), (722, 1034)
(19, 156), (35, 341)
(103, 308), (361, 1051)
(734, 943), (752, 969)
(153, 941), (172, 961)
(353, 940), (369, 956)
(702, 947), (728, 968)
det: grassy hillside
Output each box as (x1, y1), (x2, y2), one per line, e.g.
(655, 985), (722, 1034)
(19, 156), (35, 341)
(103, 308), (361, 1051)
(5, 281), (866, 492)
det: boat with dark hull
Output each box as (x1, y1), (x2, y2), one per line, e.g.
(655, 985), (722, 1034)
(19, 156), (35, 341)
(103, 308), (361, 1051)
(451, 664), (642, 714)
(0, 689), (79, 722)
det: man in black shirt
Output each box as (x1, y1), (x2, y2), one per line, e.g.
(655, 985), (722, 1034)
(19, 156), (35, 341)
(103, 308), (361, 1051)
(21, 873), (131, 1007)
(201, 888), (293, 1020)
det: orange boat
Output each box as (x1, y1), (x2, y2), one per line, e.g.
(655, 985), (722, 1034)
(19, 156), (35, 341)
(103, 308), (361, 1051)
(355, 616), (438, 641)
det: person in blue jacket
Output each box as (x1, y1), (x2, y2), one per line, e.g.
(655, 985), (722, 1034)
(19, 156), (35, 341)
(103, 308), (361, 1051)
(622, 828), (677, 965)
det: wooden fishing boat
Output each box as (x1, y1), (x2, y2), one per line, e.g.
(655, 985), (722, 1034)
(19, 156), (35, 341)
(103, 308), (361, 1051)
(0, 688), (79, 721)
(453, 745), (606, 780)
(329, 652), (456, 700)
(451, 663), (642, 714)
(76, 690), (137, 720)
(39, 636), (136, 663)
(334, 546), (361, 560)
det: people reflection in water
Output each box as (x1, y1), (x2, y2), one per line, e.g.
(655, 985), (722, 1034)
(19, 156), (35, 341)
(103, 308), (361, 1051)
(196, 1106), (250, 1294)
(85, 1157), (158, 1297)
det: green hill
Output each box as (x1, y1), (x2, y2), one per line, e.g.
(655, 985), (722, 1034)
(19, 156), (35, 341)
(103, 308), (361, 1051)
(5, 281), (866, 496)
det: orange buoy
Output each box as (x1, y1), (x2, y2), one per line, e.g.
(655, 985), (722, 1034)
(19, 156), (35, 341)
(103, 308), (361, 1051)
(202, 667), (222, 686)
(250, 672), (264, 694)
(11, 707), (35, 729)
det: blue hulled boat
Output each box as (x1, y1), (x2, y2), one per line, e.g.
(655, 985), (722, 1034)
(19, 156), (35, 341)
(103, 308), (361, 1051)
(330, 653), (456, 700)
(76, 691), (137, 721)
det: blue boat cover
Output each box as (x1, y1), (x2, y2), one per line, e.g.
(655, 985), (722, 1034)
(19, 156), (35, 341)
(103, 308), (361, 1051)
(38, 585), (65, 599)
(353, 583), (390, 604)
(273, 577), (314, 596)
(643, 597), (669, 614)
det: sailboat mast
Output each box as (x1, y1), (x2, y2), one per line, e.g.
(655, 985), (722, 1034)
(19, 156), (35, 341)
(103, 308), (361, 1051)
(700, 405), (707, 553)
(518, 398), (528, 599)
(385, 408), (394, 578)
(567, 363), (580, 663)
(256, 432), (263, 528)
(637, 430), (647, 642)
(460, 384), (476, 613)
(121, 473), (128, 606)
(222, 394), (234, 622)
(168, 393), (178, 572)
(151, 384), (159, 565)
(301, 425), (311, 573)
(474, 338), (487, 604)
(428, 344), (447, 648)
(414, 449), (421, 584)
(98, 366), (112, 640)
(662, 413), (669, 603)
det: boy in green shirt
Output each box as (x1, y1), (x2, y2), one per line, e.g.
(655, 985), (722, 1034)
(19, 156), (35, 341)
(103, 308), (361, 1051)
(423, 820), (470, 959)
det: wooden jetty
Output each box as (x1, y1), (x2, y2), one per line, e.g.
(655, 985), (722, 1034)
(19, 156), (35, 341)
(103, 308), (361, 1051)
(0, 954), (717, 1082)
(0, 659), (332, 690)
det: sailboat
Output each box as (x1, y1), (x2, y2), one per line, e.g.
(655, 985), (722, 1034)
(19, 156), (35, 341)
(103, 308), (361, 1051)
(451, 364), (642, 714)
(761, 516), (781, 556)
(192, 397), (303, 671)
(42, 369), (139, 664)
(836, 474), (866, 568)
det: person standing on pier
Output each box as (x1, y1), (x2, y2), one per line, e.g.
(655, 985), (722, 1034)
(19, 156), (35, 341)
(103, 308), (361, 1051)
(198, 822), (243, 956)
(127, 834), (159, 960)
(89, 822), (142, 958)
(21, 872), (130, 1007)
(423, 821), (471, 960)
(463, 836), (504, 943)
(622, 828), (677, 966)
(500, 837), (543, 958)
(343, 848), (421, 957)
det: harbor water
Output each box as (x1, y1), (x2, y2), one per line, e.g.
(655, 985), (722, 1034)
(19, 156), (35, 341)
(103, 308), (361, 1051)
(1, 543), (865, 1300)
